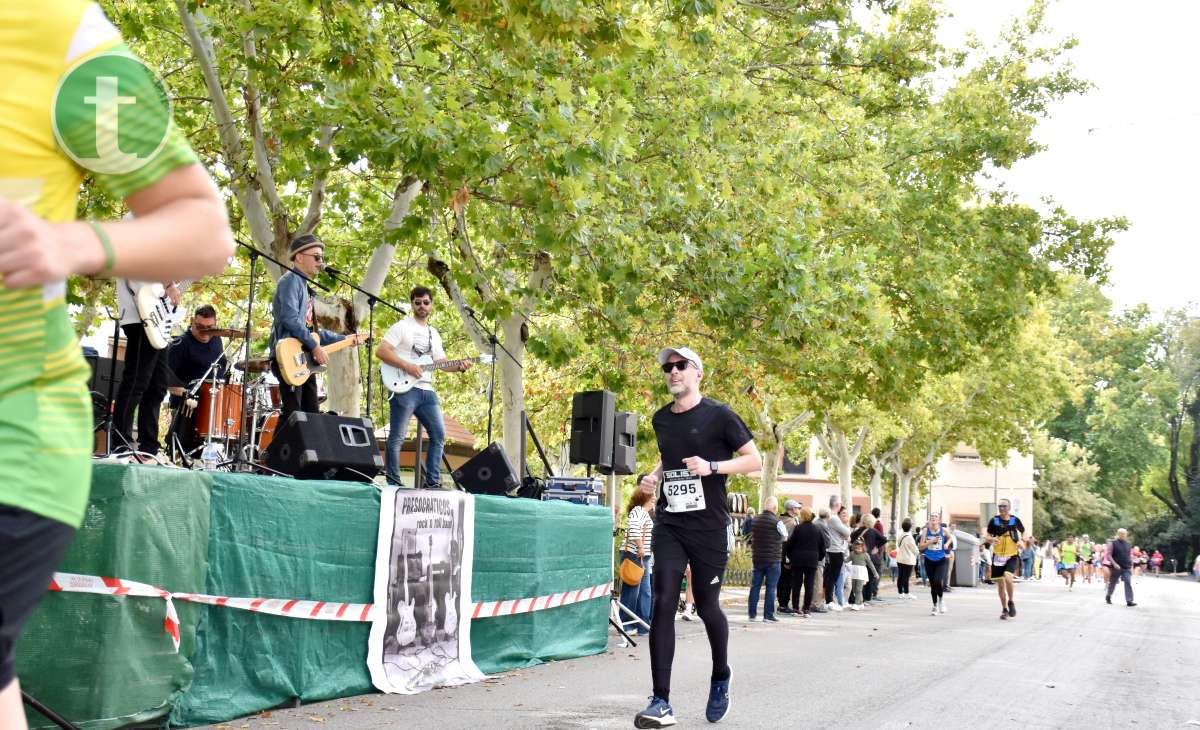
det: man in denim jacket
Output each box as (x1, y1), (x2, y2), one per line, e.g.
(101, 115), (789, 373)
(270, 235), (357, 421)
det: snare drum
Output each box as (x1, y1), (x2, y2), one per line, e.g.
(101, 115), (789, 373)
(194, 382), (244, 440)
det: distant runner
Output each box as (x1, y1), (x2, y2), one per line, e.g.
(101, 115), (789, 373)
(1060, 535), (1078, 590)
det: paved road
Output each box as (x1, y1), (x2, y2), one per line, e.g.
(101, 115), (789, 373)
(207, 575), (1200, 730)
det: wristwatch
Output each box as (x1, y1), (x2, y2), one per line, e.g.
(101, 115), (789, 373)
(709, 460), (719, 475)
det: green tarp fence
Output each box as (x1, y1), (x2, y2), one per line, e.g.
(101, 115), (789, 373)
(17, 465), (612, 728)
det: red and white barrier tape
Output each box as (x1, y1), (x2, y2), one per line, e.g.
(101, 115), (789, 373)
(469, 582), (612, 619)
(169, 592), (375, 623)
(49, 573), (181, 652)
(49, 572), (612, 652)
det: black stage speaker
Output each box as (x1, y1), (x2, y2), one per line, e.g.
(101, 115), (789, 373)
(601, 410), (637, 476)
(263, 411), (382, 482)
(453, 442), (519, 496)
(569, 390), (615, 469)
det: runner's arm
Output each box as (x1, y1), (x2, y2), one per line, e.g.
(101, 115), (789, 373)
(1, 163), (233, 288)
(714, 439), (762, 475)
(640, 464), (663, 490)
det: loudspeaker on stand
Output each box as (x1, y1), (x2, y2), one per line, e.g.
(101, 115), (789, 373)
(569, 390), (614, 470)
(600, 410), (637, 475)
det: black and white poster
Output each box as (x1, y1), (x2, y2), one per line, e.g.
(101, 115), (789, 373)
(367, 487), (483, 694)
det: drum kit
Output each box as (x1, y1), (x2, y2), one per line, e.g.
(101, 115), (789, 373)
(171, 354), (286, 470)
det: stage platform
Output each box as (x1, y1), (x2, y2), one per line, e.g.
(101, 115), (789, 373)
(16, 464), (612, 729)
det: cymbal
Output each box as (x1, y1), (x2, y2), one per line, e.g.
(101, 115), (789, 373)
(235, 357), (272, 373)
(198, 327), (249, 338)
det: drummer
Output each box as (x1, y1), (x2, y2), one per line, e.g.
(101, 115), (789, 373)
(167, 305), (228, 456)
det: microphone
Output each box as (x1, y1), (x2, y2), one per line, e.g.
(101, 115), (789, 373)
(463, 305), (476, 316)
(322, 264), (346, 276)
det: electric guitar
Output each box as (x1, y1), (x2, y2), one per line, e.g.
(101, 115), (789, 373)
(380, 353), (492, 394)
(135, 283), (185, 350)
(274, 332), (364, 386)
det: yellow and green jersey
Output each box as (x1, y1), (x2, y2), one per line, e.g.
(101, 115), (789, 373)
(0, 0), (197, 526)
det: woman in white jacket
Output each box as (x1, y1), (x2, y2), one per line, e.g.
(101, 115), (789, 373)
(896, 518), (919, 599)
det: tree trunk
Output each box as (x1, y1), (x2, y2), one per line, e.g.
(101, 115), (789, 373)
(324, 347), (362, 417)
(868, 466), (883, 511)
(498, 313), (525, 461)
(837, 449), (854, 508)
(898, 472), (913, 525)
(759, 437), (784, 508)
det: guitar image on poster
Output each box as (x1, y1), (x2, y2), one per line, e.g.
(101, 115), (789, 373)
(395, 582), (417, 648)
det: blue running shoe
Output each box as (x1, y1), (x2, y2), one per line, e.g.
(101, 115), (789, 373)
(634, 696), (676, 728)
(706, 668), (731, 723)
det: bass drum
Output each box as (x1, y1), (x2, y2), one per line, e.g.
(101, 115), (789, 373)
(257, 412), (280, 454)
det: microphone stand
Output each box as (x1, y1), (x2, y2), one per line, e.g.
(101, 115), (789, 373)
(100, 305), (121, 456)
(235, 242), (260, 471)
(460, 307), (551, 479)
(462, 307), (522, 445)
(320, 267), (407, 421)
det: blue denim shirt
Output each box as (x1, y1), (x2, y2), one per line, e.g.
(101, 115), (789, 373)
(270, 270), (345, 352)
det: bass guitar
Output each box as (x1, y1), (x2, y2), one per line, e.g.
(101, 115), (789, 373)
(274, 332), (364, 386)
(380, 353), (492, 394)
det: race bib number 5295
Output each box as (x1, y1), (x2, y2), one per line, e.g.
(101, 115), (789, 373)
(662, 469), (706, 513)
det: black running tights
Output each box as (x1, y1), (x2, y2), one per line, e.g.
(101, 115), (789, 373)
(648, 525), (728, 703)
(925, 557), (947, 605)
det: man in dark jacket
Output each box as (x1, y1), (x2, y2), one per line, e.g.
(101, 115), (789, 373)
(863, 515), (888, 602)
(1106, 528), (1137, 606)
(748, 496), (787, 622)
(784, 508), (827, 615)
(777, 499), (801, 614)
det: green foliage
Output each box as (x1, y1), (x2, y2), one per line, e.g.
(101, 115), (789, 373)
(1031, 430), (1113, 538)
(78, 0), (1125, 503)
(1044, 277), (1200, 560)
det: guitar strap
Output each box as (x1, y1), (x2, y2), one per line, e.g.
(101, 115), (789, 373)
(118, 278), (139, 322)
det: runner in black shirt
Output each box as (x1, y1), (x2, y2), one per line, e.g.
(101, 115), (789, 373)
(634, 347), (761, 729)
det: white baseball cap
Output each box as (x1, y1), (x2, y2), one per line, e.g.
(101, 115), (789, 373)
(657, 346), (703, 372)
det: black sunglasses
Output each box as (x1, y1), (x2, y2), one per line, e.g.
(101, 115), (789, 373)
(661, 360), (691, 373)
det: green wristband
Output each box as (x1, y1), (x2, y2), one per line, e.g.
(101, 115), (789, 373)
(87, 220), (115, 276)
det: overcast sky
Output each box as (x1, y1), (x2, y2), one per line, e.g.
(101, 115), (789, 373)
(937, 0), (1199, 315)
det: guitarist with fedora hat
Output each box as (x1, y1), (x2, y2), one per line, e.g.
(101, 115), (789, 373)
(269, 234), (365, 423)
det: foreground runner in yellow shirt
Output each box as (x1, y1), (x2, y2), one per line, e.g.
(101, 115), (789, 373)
(0, 2), (232, 725)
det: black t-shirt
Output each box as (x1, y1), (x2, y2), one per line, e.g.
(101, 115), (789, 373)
(167, 330), (227, 405)
(651, 397), (754, 531)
